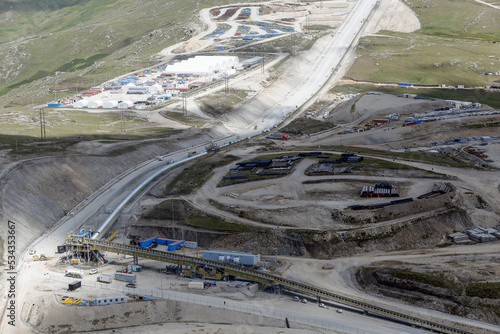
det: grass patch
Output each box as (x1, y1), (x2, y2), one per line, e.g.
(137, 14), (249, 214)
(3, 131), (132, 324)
(198, 90), (249, 117)
(161, 111), (207, 127)
(330, 85), (500, 109)
(346, 0), (500, 87)
(391, 269), (462, 293)
(462, 121), (500, 129)
(143, 199), (252, 232)
(282, 117), (335, 135)
(183, 215), (252, 232)
(296, 145), (472, 168)
(303, 25), (332, 31)
(164, 154), (240, 195)
(466, 282), (500, 300)
(55, 54), (110, 72)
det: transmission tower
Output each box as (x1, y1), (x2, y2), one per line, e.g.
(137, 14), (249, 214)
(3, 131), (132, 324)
(120, 110), (126, 134)
(39, 108), (46, 142)
(182, 92), (187, 116)
(224, 73), (229, 94)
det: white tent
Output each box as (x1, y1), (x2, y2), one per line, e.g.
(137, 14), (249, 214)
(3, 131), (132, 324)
(73, 100), (88, 108)
(164, 56), (240, 75)
(149, 84), (163, 95)
(103, 100), (118, 108)
(118, 100), (134, 109)
(122, 83), (136, 93)
(88, 100), (103, 109)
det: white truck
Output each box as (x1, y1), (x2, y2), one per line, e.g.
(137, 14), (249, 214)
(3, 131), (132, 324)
(114, 272), (136, 283)
(97, 274), (113, 284)
(65, 268), (83, 279)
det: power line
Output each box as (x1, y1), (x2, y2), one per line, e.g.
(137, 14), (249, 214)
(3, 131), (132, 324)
(39, 108), (46, 142)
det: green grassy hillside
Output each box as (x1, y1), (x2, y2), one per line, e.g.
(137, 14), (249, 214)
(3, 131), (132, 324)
(0, 0), (240, 106)
(348, 0), (500, 86)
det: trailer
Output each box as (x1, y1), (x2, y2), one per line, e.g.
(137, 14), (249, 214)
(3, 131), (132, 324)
(114, 272), (136, 283)
(97, 274), (113, 284)
(68, 280), (81, 291)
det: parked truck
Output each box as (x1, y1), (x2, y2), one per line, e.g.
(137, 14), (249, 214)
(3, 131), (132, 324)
(114, 272), (136, 283)
(65, 268), (83, 279)
(188, 150), (197, 157)
(97, 274), (113, 283)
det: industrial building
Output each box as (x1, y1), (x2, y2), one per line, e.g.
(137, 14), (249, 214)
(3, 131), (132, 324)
(94, 296), (129, 306)
(203, 250), (260, 266)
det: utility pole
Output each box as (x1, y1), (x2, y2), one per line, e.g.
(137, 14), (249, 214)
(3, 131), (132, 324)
(172, 201), (176, 240)
(120, 110), (126, 134)
(182, 92), (187, 116)
(224, 73), (229, 94)
(39, 108), (46, 142)
(261, 58), (264, 74)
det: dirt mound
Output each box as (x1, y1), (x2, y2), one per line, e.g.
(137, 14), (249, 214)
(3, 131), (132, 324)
(357, 264), (500, 326)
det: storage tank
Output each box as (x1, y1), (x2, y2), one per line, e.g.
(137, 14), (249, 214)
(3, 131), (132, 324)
(188, 280), (205, 290)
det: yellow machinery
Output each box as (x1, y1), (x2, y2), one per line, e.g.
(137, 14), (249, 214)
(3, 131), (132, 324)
(182, 265), (228, 280)
(62, 297), (82, 305)
(33, 255), (39, 261)
(105, 230), (118, 242)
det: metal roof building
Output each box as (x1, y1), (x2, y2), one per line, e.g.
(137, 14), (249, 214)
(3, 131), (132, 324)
(203, 250), (260, 266)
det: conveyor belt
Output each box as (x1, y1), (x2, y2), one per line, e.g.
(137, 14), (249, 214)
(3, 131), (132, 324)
(66, 239), (472, 334)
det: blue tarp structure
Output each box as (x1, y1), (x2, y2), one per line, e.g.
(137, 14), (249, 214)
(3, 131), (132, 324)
(140, 237), (185, 251)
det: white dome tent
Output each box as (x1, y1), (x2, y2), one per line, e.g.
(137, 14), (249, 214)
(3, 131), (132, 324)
(88, 100), (103, 109)
(73, 100), (88, 108)
(118, 100), (134, 109)
(103, 100), (118, 108)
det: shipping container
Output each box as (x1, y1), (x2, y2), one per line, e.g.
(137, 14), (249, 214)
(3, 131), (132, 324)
(57, 245), (67, 253)
(127, 264), (141, 272)
(97, 274), (113, 283)
(114, 272), (136, 283)
(188, 280), (205, 290)
(203, 250), (260, 266)
(69, 280), (81, 291)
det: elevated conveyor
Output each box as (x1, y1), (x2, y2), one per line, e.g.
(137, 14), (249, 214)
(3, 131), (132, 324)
(65, 239), (471, 334)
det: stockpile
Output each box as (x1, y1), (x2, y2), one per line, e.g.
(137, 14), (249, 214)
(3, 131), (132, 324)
(349, 198), (413, 211)
(308, 165), (354, 174)
(467, 227), (499, 243)
(360, 182), (399, 198)
(448, 232), (472, 244)
(417, 183), (451, 199)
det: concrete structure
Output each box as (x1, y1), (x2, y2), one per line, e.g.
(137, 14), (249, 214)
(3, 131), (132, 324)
(202, 250), (260, 266)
